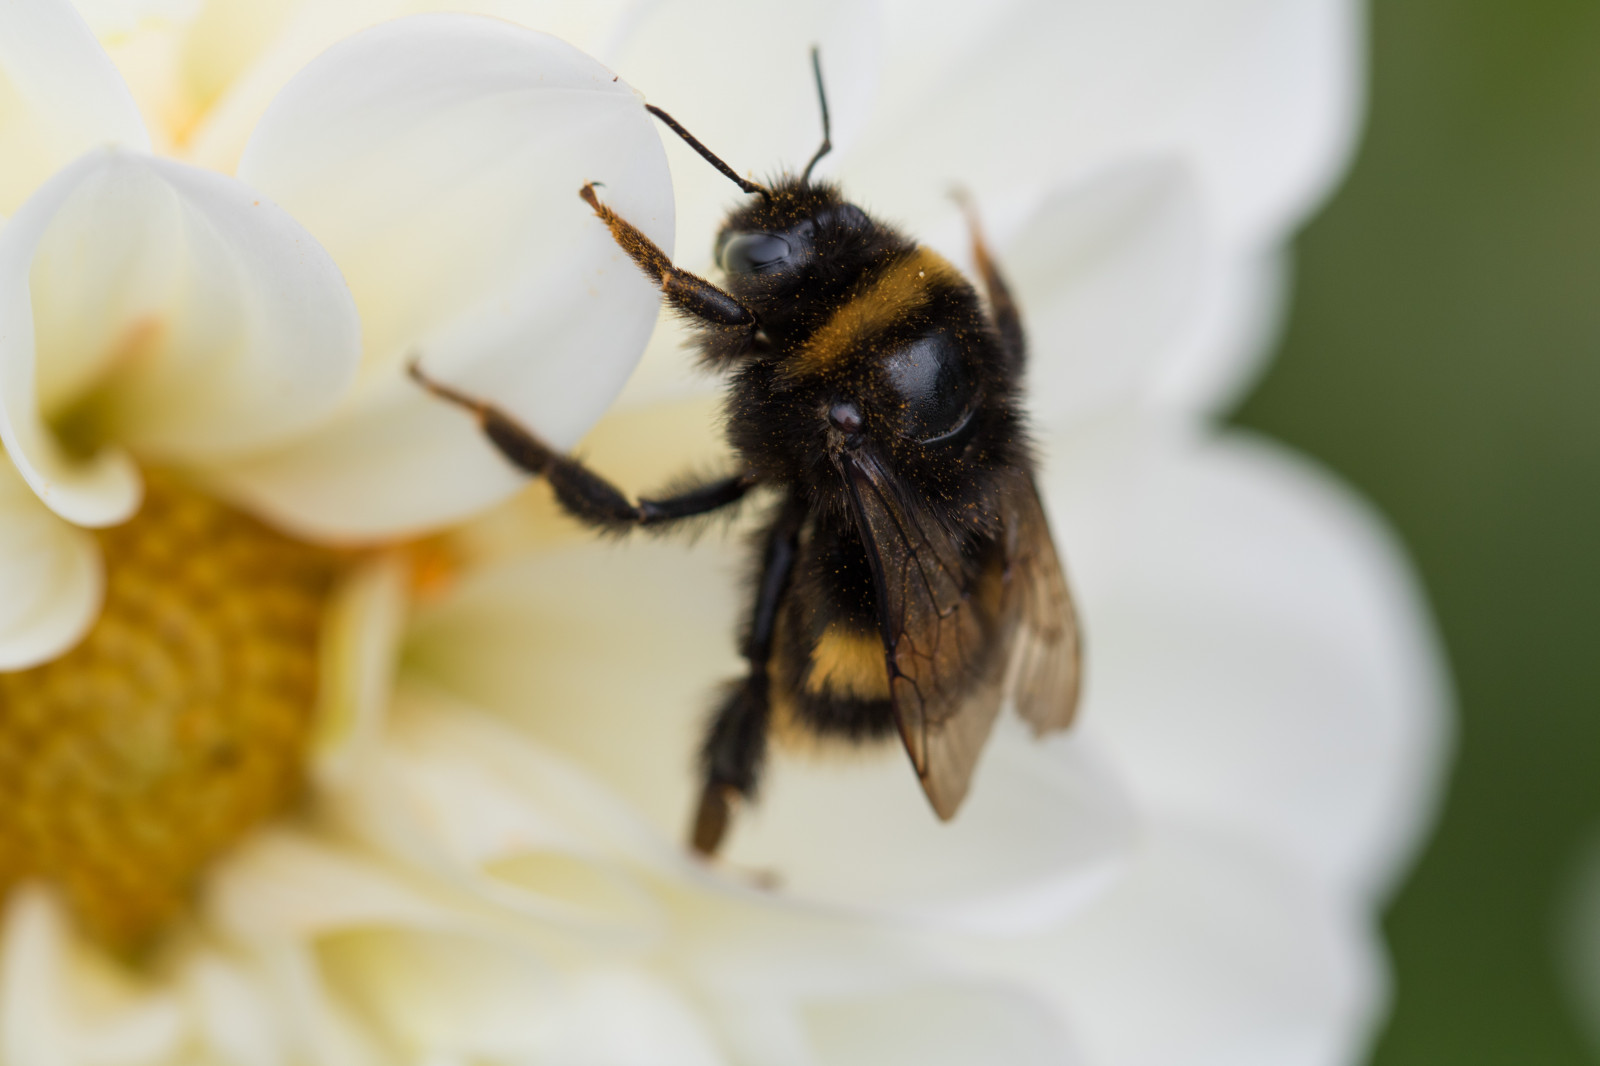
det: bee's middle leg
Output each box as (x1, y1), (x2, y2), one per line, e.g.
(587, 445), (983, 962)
(691, 493), (807, 856)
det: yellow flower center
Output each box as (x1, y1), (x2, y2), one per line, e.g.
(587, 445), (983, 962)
(0, 477), (340, 948)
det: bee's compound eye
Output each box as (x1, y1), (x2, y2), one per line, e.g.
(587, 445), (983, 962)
(720, 232), (792, 274)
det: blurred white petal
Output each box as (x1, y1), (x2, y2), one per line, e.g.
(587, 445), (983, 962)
(0, 0), (149, 216)
(205, 830), (476, 944)
(0, 885), (185, 1066)
(181, 951), (291, 1066)
(727, 721), (1133, 933)
(1043, 423), (1451, 903)
(311, 552), (409, 786)
(0, 460), (101, 670)
(179, 0), (637, 174)
(329, 686), (676, 930)
(802, 981), (1077, 1066)
(1002, 159), (1206, 428)
(406, 536), (741, 835)
(852, 0), (1362, 251)
(218, 15), (673, 540)
(1148, 246), (1290, 418)
(0, 147), (361, 525)
(963, 823), (1381, 1066)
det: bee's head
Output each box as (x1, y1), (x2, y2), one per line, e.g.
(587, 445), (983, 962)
(707, 180), (900, 326)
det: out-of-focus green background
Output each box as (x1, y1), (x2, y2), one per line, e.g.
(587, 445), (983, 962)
(1234, 0), (1600, 1060)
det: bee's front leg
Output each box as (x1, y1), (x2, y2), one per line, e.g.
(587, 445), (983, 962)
(408, 361), (757, 532)
(692, 492), (806, 856)
(580, 183), (755, 330)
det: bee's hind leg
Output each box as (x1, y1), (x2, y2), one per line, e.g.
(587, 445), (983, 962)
(951, 188), (1025, 365)
(691, 493), (806, 856)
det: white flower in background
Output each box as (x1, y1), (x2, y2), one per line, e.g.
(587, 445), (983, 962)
(0, 1), (1451, 1064)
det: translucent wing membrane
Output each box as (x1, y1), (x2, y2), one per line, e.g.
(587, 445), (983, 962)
(840, 454), (1082, 817)
(840, 450), (1011, 817)
(1002, 476), (1082, 735)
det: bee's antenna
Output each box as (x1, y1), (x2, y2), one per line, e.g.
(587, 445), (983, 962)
(800, 47), (832, 184)
(645, 104), (770, 199)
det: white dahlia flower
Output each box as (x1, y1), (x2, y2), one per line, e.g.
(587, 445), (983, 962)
(0, 1), (1449, 1064)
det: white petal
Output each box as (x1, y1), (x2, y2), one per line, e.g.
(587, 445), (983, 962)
(0, 147), (361, 523)
(179, 0), (637, 175)
(0, 0), (149, 216)
(249, 940), (386, 1066)
(1042, 423), (1451, 903)
(205, 830), (475, 943)
(68, 0), (201, 39)
(330, 686), (675, 931)
(321, 937), (724, 1066)
(850, 0), (1362, 250)
(0, 458), (102, 669)
(964, 822), (1382, 1066)
(220, 14), (674, 540)
(405, 535), (740, 838)
(537, 969), (725, 1066)
(803, 981), (1077, 1066)
(182, 950), (292, 1066)
(310, 551), (409, 787)
(315, 927), (557, 1060)
(994, 159), (1207, 428)
(1148, 245), (1290, 419)
(0, 884), (186, 1066)
(726, 721), (1134, 933)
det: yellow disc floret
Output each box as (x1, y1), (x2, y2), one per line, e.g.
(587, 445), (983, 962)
(0, 477), (339, 948)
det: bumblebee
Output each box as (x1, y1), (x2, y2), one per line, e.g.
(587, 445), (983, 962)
(412, 52), (1080, 856)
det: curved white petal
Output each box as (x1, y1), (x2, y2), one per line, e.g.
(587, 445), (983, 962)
(180, 951), (293, 1066)
(726, 721), (1134, 933)
(0, 0), (149, 216)
(311, 551), (409, 787)
(0, 155), (139, 528)
(0, 885), (186, 1066)
(205, 830), (488, 945)
(179, 0), (637, 175)
(220, 15), (673, 540)
(406, 532), (1134, 929)
(997, 159), (1207, 428)
(330, 686), (678, 932)
(962, 822), (1382, 1066)
(0, 147), (362, 525)
(801, 981), (1077, 1066)
(0, 459), (102, 669)
(321, 939), (725, 1066)
(1149, 245), (1290, 419)
(404, 536), (744, 837)
(1041, 422), (1451, 904)
(852, 0), (1362, 251)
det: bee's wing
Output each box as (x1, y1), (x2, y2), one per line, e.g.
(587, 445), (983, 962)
(1001, 473), (1082, 734)
(839, 451), (1013, 819)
